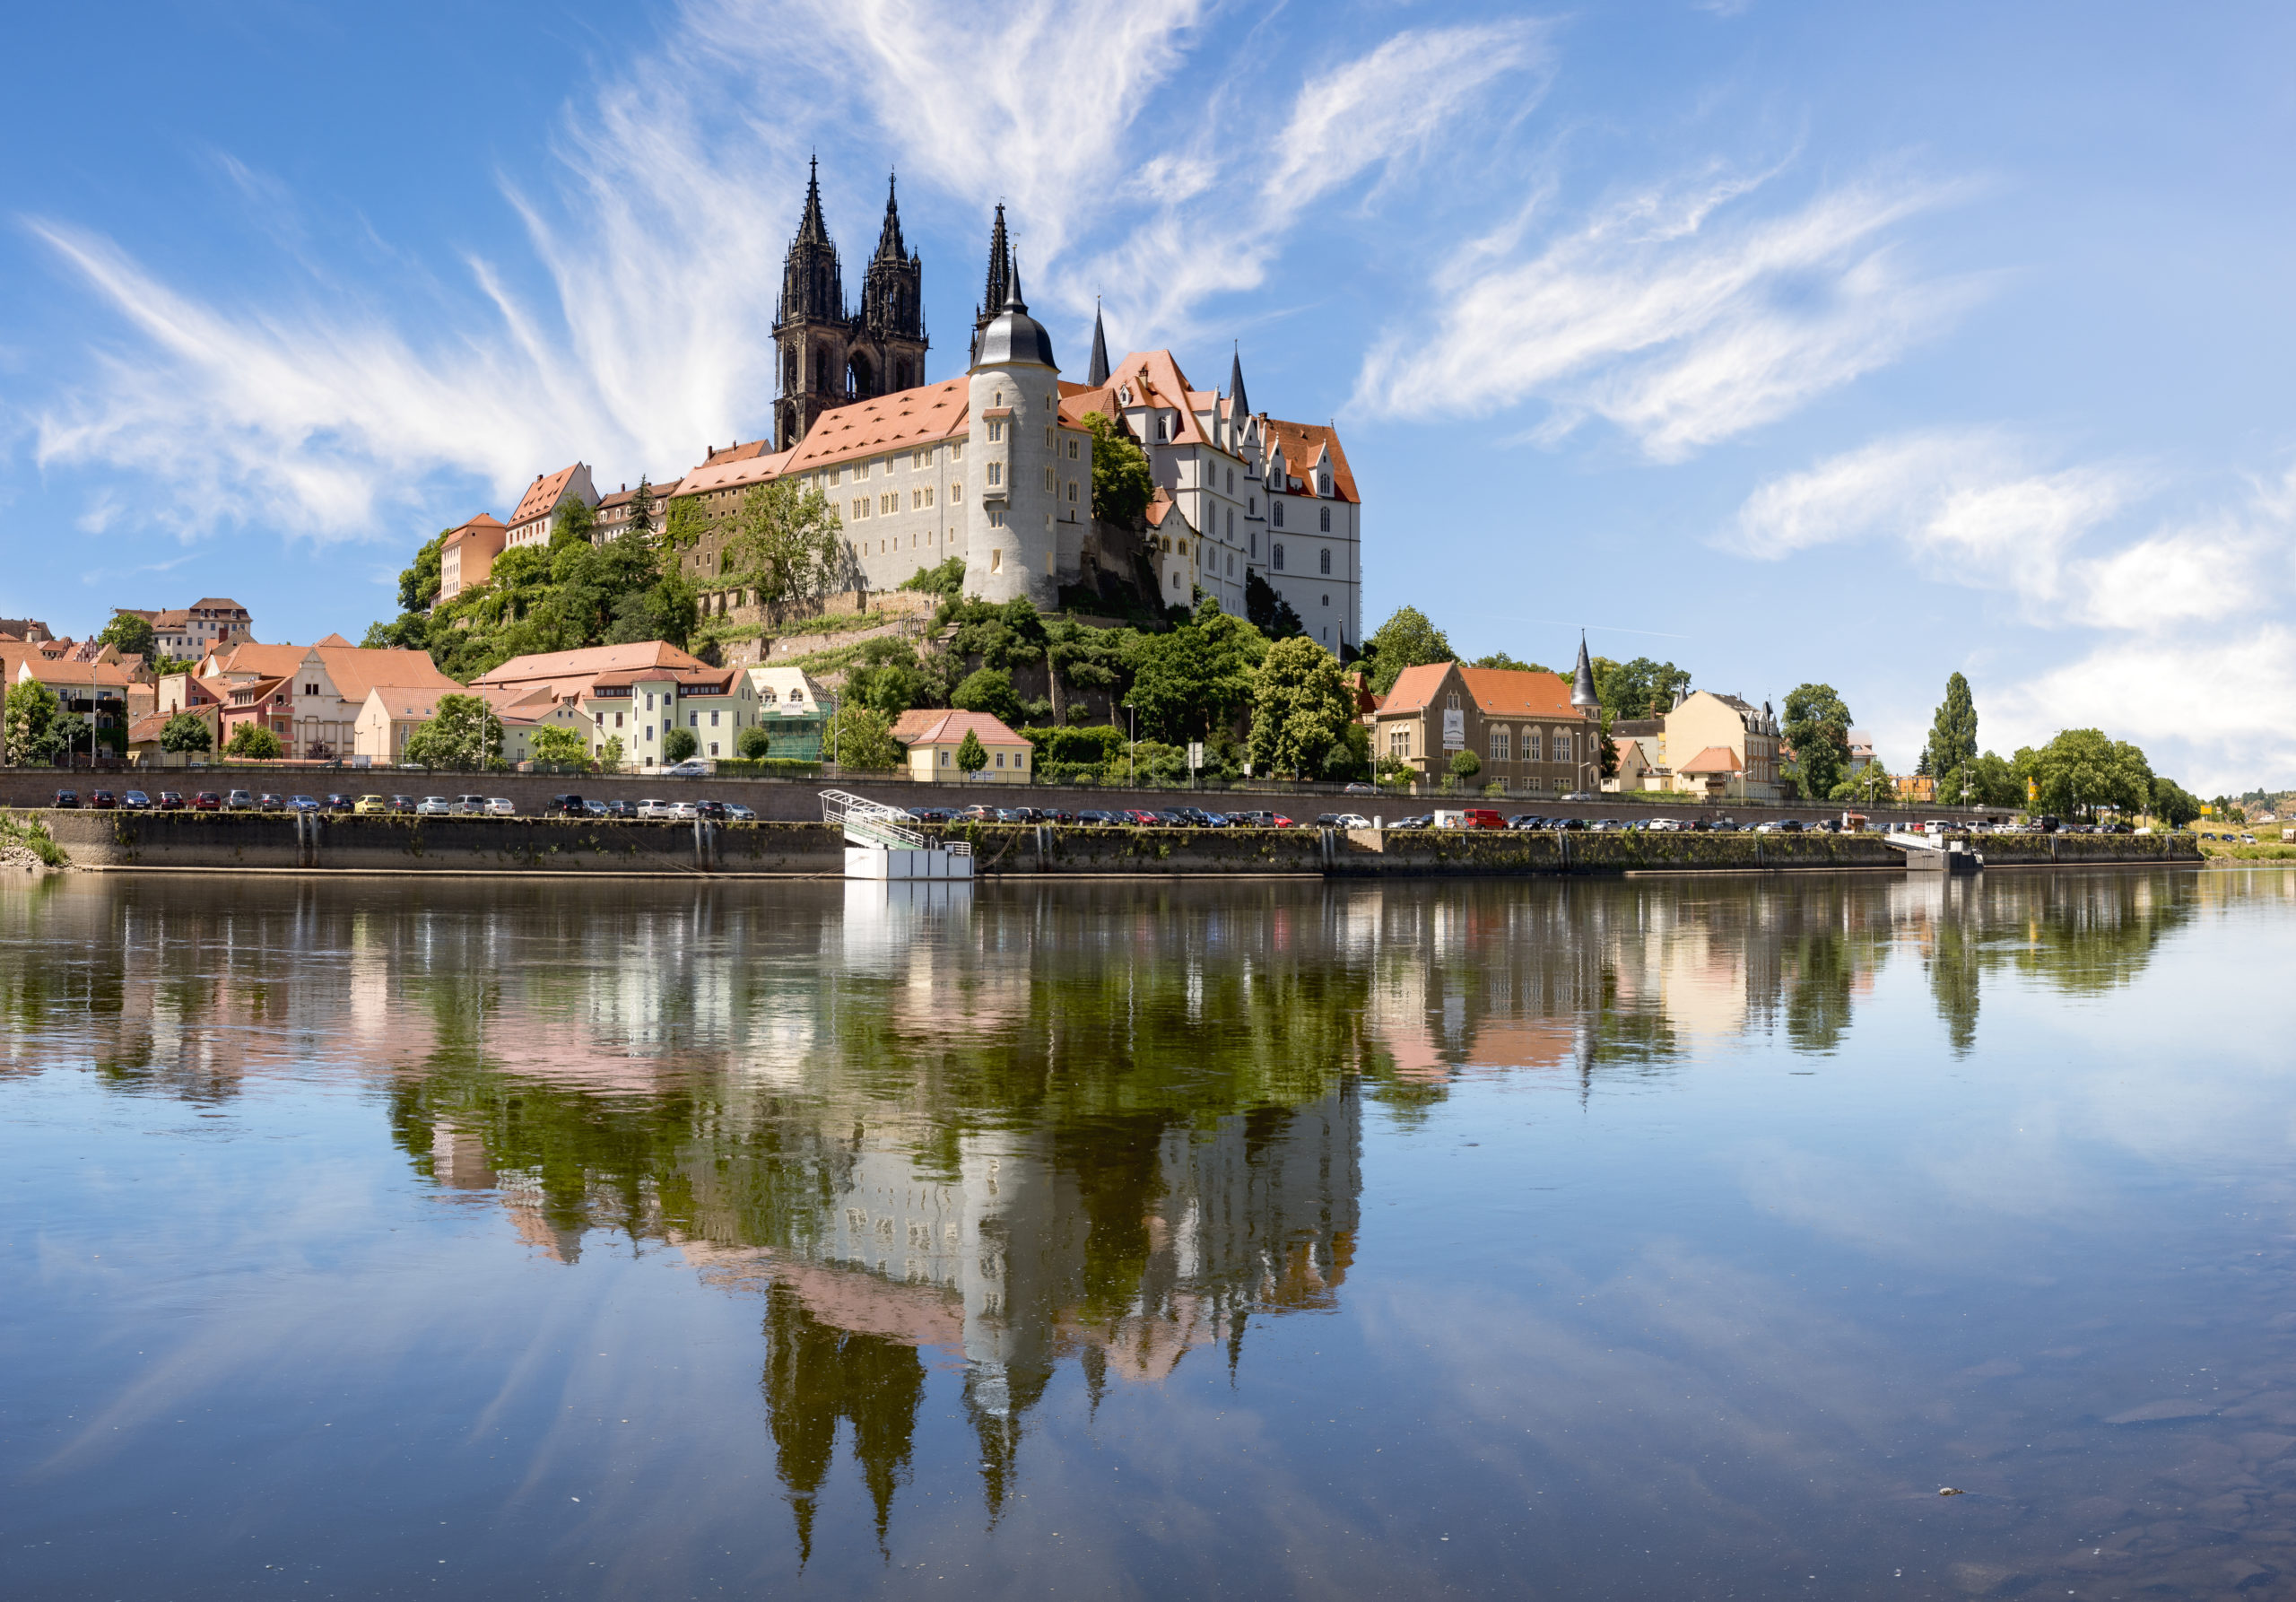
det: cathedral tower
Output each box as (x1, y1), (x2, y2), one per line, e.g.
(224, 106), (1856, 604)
(772, 158), (849, 451)
(964, 261), (1061, 606)
(854, 174), (927, 397)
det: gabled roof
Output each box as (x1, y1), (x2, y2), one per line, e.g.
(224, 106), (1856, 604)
(1678, 745), (1743, 775)
(474, 640), (709, 703)
(1262, 419), (1359, 503)
(510, 464), (586, 527)
(1378, 663), (1587, 720)
(1144, 486), (1192, 532)
(778, 379), (974, 475)
(675, 448), (796, 499)
(5, 645), (135, 688)
(189, 598), (248, 614)
(890, 708), (1030, 746)
(204, 642), (309, 680)
(702, 440), (769, 466)
(445, 513), (508, 546)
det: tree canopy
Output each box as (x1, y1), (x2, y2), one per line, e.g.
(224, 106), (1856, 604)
(1244, 570), (1305, 640)
(2016, 728), (2152, 819)
(722, 479), (848, 612)
(955, 728), (988, 776)
(223, 723), (283, 760)
(1083, 413), (1153, 527)
(1362, 606), (1453, 696)
(159, 712), (212, 754)
(4, 681), (65, 764)
(99, 613), (156, 660)
(402, 694), (502, 770)
(823, 704), (903, 771)
(1924, 673), (1980, 800)
(1247, 637), (1353, 779)
(1783, 683), (1854, 801)
(1593, 657), (1692, 719)
(1125, 597), (1266, 742)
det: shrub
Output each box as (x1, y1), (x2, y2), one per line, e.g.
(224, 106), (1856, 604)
(663, 727), (699, 762)
(736, 726), (772, 759)
(1021, 725), (1126, 766)
(223, 724), (283, 760)
(714, 757), (821, 778)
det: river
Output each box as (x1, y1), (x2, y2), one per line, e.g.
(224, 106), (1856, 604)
(3, 866), (2292, 1599)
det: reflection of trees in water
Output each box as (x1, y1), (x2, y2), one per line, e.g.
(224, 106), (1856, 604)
(761, 1283), (923, 1561)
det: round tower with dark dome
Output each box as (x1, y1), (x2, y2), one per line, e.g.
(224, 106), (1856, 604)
(963, 257), (1061, 606)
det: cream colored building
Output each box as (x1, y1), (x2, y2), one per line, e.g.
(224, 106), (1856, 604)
(438, 515), (509, 603)
(503, 463), (599, 552)
(195, 636), (462, 762)
(890, 709), (1032, 783)
(1660, 691), (1784, 804)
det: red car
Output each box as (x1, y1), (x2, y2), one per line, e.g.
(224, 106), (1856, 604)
(89, 790), (117, 810)
(157, 791), (186, 811)
(192, 792), (222, 811)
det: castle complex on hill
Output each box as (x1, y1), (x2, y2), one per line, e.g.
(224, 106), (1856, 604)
(445, 167), (1363, 653)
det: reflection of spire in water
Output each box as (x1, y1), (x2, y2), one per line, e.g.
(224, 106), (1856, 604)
(761, 1282), (923, 1561)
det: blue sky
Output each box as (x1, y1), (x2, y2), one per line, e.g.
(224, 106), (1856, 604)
(4, 1), (2292, 791)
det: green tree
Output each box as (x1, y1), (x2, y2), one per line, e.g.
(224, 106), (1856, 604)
(1924, 672), (1980, 802)
(2022, 728), (2152, 820)
(1125, 598), (1266, 742)
(402, 694), (502, 770)
(847, 637), (928, 718)
(1244, 570), (1305, 640)
(1966, 750), (2022, 808)
(159, 712), (212, 754)
(530, 724), (588, 767)
(2149, 775), (2203, 828)
(1783, 683), (1854, 801)
(1470, 649), (1552, 674)
(1046, 614), (1126, 722)
(1593, 657), (1691, 719)
(735, 726), (771, 759)
(1362, 606), (1453, 697)
(223, 723), (283, 760)
(550, 496), (597, 547)
(398, 532), (448, 613)
(1448, 749), (1483, 784)
(662, 727), (699, 763)
(724, 479), (846, 611)
(664, 494), (708, 552)
(100, 612), (157, 660)
(822, 704), (902, 771)
(900, 556), (968, 596)
(598, 735), (625, 770)
(625, 478), (656, 544)
(955, 728), (988, 778)
(1247, 637), (1353, 779)
(3, 680), (65, 764)
(1083, 413), (1153, 527)
(1830, 760), (1893, 806)
(952, 666), (1025, 725)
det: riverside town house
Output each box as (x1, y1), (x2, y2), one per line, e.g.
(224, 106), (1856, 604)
(453, 170), (1365, 653)
(1372, 642), (1606, 797)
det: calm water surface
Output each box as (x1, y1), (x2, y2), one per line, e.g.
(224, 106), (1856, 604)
(4, 867), (2294, 1600)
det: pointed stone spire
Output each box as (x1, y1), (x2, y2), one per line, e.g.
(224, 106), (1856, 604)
(1087, 299), (1110, 387)
(979, 204), (1010, 320)
(1571, 632), (1599, 714)
(1228, 342), (1250, 421)
(796, 153), (830, 245)
(874, 170), (905, 260)
(1004, 254), (1026, 313)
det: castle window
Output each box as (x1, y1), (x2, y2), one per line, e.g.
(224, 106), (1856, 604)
(1320, 506), (1332, 532)
(1044, 466), (1056, 492)
(1045, 427), (1055, 448)
(1273, 501), (1284, 528)
(987, 463), (1002, 487)
(1227, 507), (1234, 537)
(1067, 438), (1080, 459)
(988, 509), (1005, 528)
(880, 492), (896, 515)
(1248, 496), (1257, 515)
(1319, 547), (1331, 575)
(951, 441), (963, 461)
(1526, 731), (1542, 762)
(952, 482), (962, 501)
(1321, 594), (1329, 606)
(987, 420), (1004, 443)
(1227, 466), (1235, 492)
(1493, 729), (1511, 762)
(990, 548), (1003, 571)
(914, 448), (932, 469)
(1067, 480), (1077, 502)
(1272, 543), (1284, 570)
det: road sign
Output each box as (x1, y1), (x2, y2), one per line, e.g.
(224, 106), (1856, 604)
(1187, 741), (1205, 770)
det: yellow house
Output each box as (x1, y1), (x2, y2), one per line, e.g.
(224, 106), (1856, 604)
(1661, 691), (1784, 803)
(890, 709), (1032, 783)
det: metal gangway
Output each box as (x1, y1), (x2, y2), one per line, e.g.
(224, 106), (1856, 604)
(1884, 829), (1980, 875)
(820, 790), (972, 879)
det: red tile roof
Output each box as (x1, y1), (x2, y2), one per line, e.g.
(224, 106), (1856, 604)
(1263, 419), (1359, 503)
(779, 379), (974, 474)
(1677, 745), (1743, 774)
(510, 464), (586, 528)
(890, 709), (1029, 747)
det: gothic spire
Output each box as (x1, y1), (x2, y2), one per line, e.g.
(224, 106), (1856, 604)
(979, 204), (1010, 321)
(1004, 254), (1026, 313)
(1087, 299), (1110, 387)
(796, 153), (830, 245)
(874, 171), (906, 261)
(1571, 632), (1599, 713)
(1228, 343), (1250, 421)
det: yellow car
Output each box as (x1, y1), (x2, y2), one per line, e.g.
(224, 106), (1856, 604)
(353, 795), (390, 814)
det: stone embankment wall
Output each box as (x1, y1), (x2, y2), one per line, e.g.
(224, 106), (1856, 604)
(41, 813), (2201, 876)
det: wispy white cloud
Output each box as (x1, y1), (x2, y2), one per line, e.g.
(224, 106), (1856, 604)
(22, 1), (1551, 553)
(1352, 165), (1984, 459)
(1729, 439), (2296, 785)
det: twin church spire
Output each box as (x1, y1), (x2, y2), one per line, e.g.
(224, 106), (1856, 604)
(771, 160), (927, 450)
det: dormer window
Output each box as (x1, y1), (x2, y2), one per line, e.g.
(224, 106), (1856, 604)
(1119, 386), (1132, 405)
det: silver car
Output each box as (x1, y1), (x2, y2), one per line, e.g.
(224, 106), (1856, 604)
(416, 797), (454, 815)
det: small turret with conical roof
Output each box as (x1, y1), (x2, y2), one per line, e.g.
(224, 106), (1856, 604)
(1571, 633), (1599, 715)
(965, 231), (1062, 608)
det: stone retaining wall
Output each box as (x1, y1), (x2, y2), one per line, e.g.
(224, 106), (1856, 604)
(39, 813), (2201, 877)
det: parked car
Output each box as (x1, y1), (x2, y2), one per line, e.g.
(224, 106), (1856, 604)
(225, 790), (256, 811)
(724, 803), (756, 823)
(694, 800), (727, 822)
(597, 799), (636, 820)
(452, 794), (489, 815)
(287, 796), (321, 813)
(256, 794), (283, 811)
(388, 795), (418, 814)
(1342, 782), (1377, 795)
(415, 797), (455, 815)
(636, 799), (675, 819)
(907, 806), (955, 823)
(1120, 809), (1161, 825)
(89, 790), (117, 810)
(326, 794), (355, 813)
(1646, 817), (1683, 832)
(1074, 809), (1119, 825)
(354, 795), (389, 814)
(1561, 792), (1603, 803)
(52, 789), (80, 808)
(156, 791), (186, 811)
(485, 797), (515, 816)
(120, 790), (157, 811)
(1389, 814), (1432, 831)
(192, 792), (222, 811)
(1507, 814), (1546, 831)
(545, 795), (587, 816)
(661, 759), (711, 777)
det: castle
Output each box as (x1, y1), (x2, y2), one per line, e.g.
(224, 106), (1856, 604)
(480, 167), (1365, 651)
